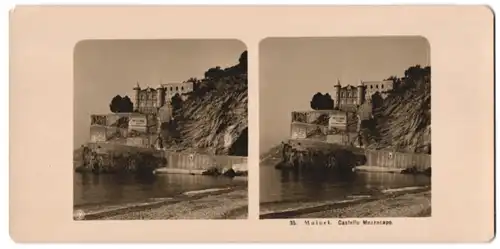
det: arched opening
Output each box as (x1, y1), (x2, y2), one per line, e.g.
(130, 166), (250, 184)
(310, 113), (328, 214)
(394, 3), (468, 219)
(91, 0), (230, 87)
(228, 127), (248, 156)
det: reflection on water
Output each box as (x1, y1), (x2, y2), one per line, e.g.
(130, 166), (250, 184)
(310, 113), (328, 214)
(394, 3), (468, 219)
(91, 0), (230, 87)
(260, 164), (430, 203)
(74, 173), (246, 207)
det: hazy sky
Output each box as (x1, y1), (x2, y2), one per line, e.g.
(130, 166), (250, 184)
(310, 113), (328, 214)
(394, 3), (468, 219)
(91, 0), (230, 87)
(74, 39), (246, 148)
(259, 36), (430, 153)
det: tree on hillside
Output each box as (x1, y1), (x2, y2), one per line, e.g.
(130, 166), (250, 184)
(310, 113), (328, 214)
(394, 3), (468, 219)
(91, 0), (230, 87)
(109, 95), (134, 113)
(310, 92), (334, 110)
(323, 93), (334, 108)
(120, 96), (134, 112)
(109, 95), (123, 113)
(204, 66), (224, 79)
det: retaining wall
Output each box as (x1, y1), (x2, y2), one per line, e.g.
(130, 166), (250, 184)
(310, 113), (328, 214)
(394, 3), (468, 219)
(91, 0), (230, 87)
(163, 151), (248, 171)
(84, 142), (247, 171)
(364, 149), (431, 171)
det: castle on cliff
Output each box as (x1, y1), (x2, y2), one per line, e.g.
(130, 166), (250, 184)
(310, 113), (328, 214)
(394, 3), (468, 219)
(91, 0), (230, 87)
(133, 81), (194, 114)
(333, 79), (394, 111)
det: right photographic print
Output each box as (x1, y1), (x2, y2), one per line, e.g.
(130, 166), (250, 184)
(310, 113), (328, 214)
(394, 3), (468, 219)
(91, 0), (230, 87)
(259, 37), (431, 219)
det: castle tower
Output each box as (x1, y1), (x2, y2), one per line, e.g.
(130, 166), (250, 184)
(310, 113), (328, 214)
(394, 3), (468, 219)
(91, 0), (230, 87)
(334, 79), (341, 109)
(156, 85), (165, 108)
(357, 80), (365, 105)
(133, 82), (141, 112)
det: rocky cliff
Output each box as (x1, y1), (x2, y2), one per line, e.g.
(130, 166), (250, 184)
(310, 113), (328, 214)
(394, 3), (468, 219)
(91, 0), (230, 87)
(363, 65), (431, 154)
(163, 51), (248, 156)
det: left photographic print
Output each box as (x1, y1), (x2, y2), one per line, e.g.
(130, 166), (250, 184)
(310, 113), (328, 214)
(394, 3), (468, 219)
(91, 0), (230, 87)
(73, 39), (248, 220)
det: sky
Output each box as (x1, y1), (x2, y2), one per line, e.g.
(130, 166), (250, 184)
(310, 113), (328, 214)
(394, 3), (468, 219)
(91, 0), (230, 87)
(74, 39), (246, 148)
(259, 36), (430, 153)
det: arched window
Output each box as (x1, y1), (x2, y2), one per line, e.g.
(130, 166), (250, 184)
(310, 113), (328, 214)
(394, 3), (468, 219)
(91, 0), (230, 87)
(170, 87), (173, 91)
(376, 85), (379, 89)
(176, 86), (179, 91)
(370, 85), (373, 89)
(181, 86), (184, 91)
(381, 84), (384, 89)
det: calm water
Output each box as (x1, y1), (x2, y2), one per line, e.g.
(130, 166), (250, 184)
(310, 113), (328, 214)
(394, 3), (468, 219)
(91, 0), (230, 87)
(260, 163), (430, 203)
(74, 173), (247, 207)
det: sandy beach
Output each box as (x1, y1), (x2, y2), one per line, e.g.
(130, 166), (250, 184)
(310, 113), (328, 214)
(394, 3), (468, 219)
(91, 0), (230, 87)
(75, 186), (248, 220)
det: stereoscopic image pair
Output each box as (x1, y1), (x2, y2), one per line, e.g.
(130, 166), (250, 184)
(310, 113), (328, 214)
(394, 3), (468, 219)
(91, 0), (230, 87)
(73, 37), (431, 220)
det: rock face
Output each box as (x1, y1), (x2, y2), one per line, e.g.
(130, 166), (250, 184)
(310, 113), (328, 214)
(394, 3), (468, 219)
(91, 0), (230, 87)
(364, 66), (431, 154)
(276, 141), (366, 172)
(201, 165), (248, 177)
(161, 51), (248, 156)
(75, 145), (166, 174)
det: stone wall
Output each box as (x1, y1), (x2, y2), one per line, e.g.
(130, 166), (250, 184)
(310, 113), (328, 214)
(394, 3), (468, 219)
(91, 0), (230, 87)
(163, 151), (248, 171)
(364, 149), (431, 171)
(89, 126), (107, 142)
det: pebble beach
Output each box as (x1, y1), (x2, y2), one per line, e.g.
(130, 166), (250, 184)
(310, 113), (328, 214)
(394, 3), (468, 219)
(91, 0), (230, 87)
(76, 186), (248, 220)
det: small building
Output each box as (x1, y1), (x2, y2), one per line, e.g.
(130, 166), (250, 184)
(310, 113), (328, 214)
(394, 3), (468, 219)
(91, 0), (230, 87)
(328, 111), (348, 131)
(128, 114), (149, 133)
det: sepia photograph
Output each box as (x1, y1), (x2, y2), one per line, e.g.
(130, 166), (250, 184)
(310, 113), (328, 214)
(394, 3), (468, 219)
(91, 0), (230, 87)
(73, 39), (248, 220)
(259, 37), (431, 219)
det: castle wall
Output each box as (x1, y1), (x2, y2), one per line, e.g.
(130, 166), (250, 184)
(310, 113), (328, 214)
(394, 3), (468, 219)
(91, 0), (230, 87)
(137, 89), (158, 114)
(326, 132), (358, 145)
(289, 109), (360, 146)
(363, 80), (394, 100)
(126, 136), (151, 148)
(163, 151), (247, 171)
(89, 126), (107, 142)
(290, 122), (329, 141)
(128, 115), (149, 133)
(162, 82), (194, 101)
(291, 110), (346, 125)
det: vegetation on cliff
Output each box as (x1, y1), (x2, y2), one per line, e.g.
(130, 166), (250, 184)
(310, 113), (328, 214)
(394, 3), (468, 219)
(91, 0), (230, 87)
(163, 51), (248, 156)
(362, 65), (431, 154)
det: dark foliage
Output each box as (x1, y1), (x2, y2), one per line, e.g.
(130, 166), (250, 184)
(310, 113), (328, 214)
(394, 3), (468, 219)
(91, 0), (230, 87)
(310, 92), (334, 110)
(109, 95), (134, 113)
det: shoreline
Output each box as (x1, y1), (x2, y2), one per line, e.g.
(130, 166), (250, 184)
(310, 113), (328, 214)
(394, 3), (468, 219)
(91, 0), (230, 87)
(74, 186), (248, 220)
(260, 186), (431, 219)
